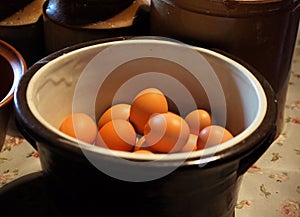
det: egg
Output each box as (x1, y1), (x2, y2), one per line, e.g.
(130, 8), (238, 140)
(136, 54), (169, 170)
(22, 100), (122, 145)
(59, 113), (98, 144)
(133, 87), (164, 99)
(97, 103), (131, 129)
(144, 112), (190, 153)
(96, 119), (136, 152)
(181, 134), (198, 152)
(129, 88), (168, 134)
(184, 109), (211, 135)
(197, 125), (233, 150)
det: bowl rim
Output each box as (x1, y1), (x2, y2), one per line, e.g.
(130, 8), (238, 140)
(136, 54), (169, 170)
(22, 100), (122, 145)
(14, 37), (277, 167)
(28, 39), (266, 158)
(0, 39), (26, 107)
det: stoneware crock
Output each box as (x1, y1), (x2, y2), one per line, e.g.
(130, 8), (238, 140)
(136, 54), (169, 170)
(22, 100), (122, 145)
(43, 0), (150, 54)
(0, 40), (26, 150)
(45, 0), (134, 25)
(0, 16), (45, 67)
(14, 37), (277, 217)
(0, 0), (34, 20)
(0, 0), (45, 68)
(150, 0), (300, 137)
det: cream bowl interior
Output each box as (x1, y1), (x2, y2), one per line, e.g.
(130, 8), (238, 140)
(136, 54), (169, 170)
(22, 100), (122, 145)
(26, 38), (267, 161)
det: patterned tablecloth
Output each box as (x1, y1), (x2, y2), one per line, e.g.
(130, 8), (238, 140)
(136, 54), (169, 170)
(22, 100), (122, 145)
(1, 36), (300, 217)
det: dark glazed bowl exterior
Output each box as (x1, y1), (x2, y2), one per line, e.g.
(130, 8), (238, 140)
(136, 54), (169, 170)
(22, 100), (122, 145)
(14, 38), (277, 217)
(0, 40), (26, 150)
(150, 0), (300, 136)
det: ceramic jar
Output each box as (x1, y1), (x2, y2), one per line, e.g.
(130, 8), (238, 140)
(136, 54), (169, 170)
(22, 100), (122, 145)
(150, 0), (300, 136)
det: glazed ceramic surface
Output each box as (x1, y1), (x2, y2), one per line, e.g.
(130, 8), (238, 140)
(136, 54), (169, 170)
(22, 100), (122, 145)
(150, 0), (300, 136)
(43, 0), (150, 54)
(0, 0), (34, 20)
(45, 0), (134, 25)
(14, 38), (277, 217)
(0, 0), (45, 67)
(2, 26), (300, 217)
(0, 40), (26, 150)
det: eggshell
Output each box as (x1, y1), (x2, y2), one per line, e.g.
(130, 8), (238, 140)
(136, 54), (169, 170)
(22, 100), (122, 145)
(197, 125), (233, 150)
(129, 89), (168, 134)
(184, 109), (211, 135)
(144, 112), (190, 153)
(59, 113), (98, 144)
(97, 103), (131, 129)
(96, 119), (136, 152)
(133, 87), (164, 100)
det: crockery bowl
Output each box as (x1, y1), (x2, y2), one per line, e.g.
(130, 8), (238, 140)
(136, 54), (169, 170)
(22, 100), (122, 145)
(0, 40), (26, 150)
(14, 37), (277, 217)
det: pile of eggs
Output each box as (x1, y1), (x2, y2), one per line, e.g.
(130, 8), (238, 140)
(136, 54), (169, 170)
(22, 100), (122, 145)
(59, 88), (233, 154)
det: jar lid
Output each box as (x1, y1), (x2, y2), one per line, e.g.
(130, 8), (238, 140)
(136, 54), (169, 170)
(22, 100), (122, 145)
(169, 0), (300, 17)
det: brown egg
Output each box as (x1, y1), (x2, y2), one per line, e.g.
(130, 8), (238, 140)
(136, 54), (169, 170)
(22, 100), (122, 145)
(129, 88), (168, 134)
(97, 103), (131, 129)
(59, 113), (98, 144)
(144, 112), (190, 153)
(197, 125), (233, 150)
(184, 109), (211, 135)
(133, 87), (164, 99)
(96, 119), (136, 152)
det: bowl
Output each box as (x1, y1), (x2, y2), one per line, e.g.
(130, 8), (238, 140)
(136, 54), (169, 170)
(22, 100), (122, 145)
(14, 37), (277, 216)
(0, 40), (26, 150)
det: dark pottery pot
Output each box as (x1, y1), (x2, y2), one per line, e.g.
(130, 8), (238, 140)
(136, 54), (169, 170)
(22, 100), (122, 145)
(43, 0), (150, 54)
(45, 0), (134, 25)
(14, 37), (277, 217)
(0, 40), (26, 150)
(0, 15), (45, 67)
(0, 0), (34, 20)
(150, 0), (300, 137)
